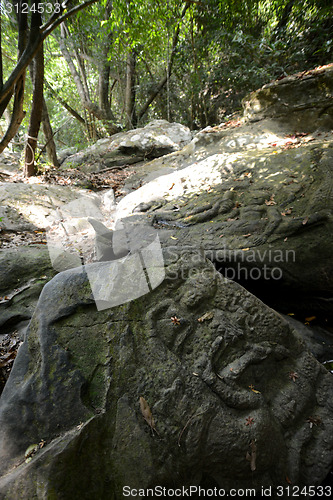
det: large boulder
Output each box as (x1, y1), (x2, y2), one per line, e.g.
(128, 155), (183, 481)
(0, 248), (56, 335)
(114, 134), (333, 322)
(0, 247), (57, 394)
(0, 252), (332, 498)
(0, 183), (105, 340)
(61, 120), (192, 172)
(242, 64), (333, 132)
(110, 67), (333, 325)
(117, 66), (333, 196)
(0, 182), (103, 231)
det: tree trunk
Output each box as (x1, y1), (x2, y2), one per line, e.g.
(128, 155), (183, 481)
(0, 2), (27, 152)
(44, 79), (86, 125)
(59, 22), (118, 134)
(42, 98), (59, 167)
(125, 50), (137, 129)
(99, 64), (111, 112)
(0, 1), (98, 154)
(0, 75), (26, 152)
(24, 43), (44, 177)
(97, 0), (115, 130)
(138, 3), (188, 122)
(275, 0), (295, 32)
(98, 62), (118, 135)
(0, 13), (3, 93)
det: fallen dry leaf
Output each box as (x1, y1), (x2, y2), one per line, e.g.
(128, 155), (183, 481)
(246, 440), (257, 471)
(265, 195), (277, 206)
(245, 416), (255, 426)
(307, 416), (322, 428)
(139, 396), (159, 435)
(248, 384), (261, 394)
(197, 311), (214, 322)
(305, 316), (316, 322)
(171, 316), (181, 325)
(289, 371), (299, 382)
(0, 351), (17, 368)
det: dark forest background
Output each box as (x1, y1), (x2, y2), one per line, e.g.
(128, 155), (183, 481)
(0, 0), (332, 175)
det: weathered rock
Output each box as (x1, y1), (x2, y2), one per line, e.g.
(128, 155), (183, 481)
(61, 120), (192, 173)
(283, 315), (333, 363)
(119, 66), (333, 194)
(1, 66), (333, 498)
(0, 247), (56, 395)
(0, 151), (20, 177)
(0, 182), (102, 231)
(242, 64), (333, 132)
(0, 252), (332, 498)
(0, 183), (117, 278)
(115, 134), (333, 321)
(0, 247), (56, 336)
(57, 146), (78, 165)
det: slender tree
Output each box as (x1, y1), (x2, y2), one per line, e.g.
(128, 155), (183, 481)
(24, 2), (44, 176)
(0, 0), (98, 158)
(58, 16), (118, 135)
(125, 50), (137, 129)
(137, 2), (189, 122)
(41, 98), (60, 167)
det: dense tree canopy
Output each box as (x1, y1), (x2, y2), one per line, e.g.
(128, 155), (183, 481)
(0, 0), (332, 175)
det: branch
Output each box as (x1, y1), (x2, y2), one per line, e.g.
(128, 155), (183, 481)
(41, 0), (98, 36)
(138, 3), (189, 121)
(61, 22), (91, 98)
(0, 1), (98, 108)
(39, 0), (73, 33)
(44, 80), (86, 124)
(0, 15), (3, 92)
(0, 76), (26, 153)
(0, 32), (41, 108)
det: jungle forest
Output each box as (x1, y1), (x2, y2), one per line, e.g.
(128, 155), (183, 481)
(0, 1), (333, 498)
(1, 0), (332, 174)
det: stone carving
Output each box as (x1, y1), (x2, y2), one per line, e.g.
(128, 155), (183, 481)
(0, 252), (332, 497)
(148, 144), (333, 250)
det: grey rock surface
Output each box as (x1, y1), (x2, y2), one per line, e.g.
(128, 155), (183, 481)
(0, 252), (332, 498)
(0, 182), (102, 231)
(61, 120), (193, 173)
(242, 65), (333, 131)
(0, 247), (56, 336)
(115, 136), (333, 318)
(283, 314), (333, 363)
(0, 66), (333, 499)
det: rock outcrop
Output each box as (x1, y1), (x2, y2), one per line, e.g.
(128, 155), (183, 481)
(0, 252), (332, 498)
(243, 64), (333, 131)
(0, 248), (56, 335)
(114, 134), (333, 321)
(61, 120), (192, 172)
(1, 66), (333, 498)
